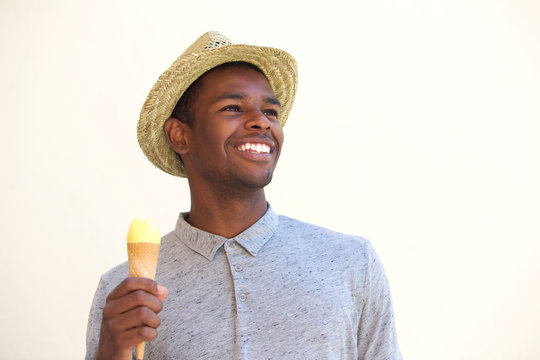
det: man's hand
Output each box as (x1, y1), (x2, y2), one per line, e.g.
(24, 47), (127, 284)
(95, 277), (168, 360)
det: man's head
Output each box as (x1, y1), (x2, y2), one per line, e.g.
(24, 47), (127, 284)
(137, 31), (297, 177)
(163, 62), (284, 191)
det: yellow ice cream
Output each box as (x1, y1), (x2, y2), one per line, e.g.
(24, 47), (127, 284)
(127, 218), (161, 244)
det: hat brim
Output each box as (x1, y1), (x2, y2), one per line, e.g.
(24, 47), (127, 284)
(138, 44), (298, 177)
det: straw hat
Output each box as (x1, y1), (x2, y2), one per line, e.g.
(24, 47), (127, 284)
(137, 31), (298, 177)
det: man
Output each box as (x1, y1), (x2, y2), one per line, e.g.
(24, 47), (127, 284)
(86, 31), (401, 360)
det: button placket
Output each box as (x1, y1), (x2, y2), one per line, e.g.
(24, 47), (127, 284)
(224, 239), (251, 309)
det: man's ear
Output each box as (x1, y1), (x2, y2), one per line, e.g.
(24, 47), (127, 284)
(164, 117), (191, 155)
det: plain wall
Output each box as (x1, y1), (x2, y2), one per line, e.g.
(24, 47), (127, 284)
(1, 0), (539, 359)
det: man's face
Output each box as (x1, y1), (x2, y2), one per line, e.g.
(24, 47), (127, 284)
(183, 66), (284, 192)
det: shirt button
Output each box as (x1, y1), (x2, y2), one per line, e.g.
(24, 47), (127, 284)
(239, 293), (247, 302)
(234, 264), (243, 272)
(226, 240), (236, 248)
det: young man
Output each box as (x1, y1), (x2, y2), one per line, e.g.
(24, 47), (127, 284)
(86, 31), (401, 360)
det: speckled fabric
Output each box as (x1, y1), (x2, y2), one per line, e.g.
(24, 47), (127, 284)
(86, 206), (401, 359)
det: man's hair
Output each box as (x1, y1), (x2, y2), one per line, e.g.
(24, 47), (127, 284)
(170, 62), (264, 127)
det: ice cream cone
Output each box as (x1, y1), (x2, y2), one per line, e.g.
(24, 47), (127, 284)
(128, 242), (160, 278)
(126, 219), (161, 360)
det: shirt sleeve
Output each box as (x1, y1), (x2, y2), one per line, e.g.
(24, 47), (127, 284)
(357, 242), (402, 360)
(85, 277), (107, 360)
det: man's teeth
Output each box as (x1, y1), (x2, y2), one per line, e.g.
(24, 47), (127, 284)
(237, 143), (271, 154)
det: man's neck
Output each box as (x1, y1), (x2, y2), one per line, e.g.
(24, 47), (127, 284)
(186, 189), (268, 239)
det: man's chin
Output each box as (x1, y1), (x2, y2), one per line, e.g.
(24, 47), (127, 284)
(226, 169), (274, 191)
(240, 174), (274, 190)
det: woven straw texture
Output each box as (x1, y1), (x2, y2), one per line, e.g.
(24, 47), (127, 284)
(138, 31), (298, 177)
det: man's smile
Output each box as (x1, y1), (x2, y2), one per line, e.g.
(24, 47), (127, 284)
(234, 142), (272, 154)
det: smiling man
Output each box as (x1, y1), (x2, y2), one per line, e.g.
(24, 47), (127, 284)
(86, 32), (401, 360)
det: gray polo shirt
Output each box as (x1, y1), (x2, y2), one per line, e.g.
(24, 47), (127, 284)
(86, 206), (401, 359)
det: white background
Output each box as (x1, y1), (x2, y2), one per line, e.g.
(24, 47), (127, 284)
(1, 0), (539, 359)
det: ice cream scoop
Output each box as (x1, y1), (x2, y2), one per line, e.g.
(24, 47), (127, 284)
(127, 218), (161, 360)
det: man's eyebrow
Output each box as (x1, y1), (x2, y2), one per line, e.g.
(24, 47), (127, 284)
(212, 93), (245, 105)
(211, 93), (281, 107)
(265, 97), (281, 107)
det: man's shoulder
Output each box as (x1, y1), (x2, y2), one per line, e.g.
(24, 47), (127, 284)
(276, 214), (372, 251)
(277, 214), (365, 238)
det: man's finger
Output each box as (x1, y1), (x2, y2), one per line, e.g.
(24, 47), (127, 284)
(108, 306), (162, 333)
(156, 284), (168, 302)
(106, 277), (160, 302)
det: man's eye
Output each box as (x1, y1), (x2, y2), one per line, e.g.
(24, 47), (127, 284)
(263, 109), (279, 117)
(222, 105), (241, 112)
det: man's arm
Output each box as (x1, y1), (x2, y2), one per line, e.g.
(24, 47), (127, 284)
(86, 277), (167, 360)
(357, 242), (402, 359)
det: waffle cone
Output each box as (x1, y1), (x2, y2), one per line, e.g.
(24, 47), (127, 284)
(127, 242), (160, 279)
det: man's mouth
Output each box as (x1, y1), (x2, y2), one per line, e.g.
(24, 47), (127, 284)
(234, 142), (272, 154)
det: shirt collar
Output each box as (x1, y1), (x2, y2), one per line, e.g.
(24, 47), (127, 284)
(173, 204), (279, 261)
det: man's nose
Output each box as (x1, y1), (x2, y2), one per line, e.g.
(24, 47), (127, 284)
(245, 109), (271, 131)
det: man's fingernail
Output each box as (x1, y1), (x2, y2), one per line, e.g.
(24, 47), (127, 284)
(157, 284), (167, 294)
